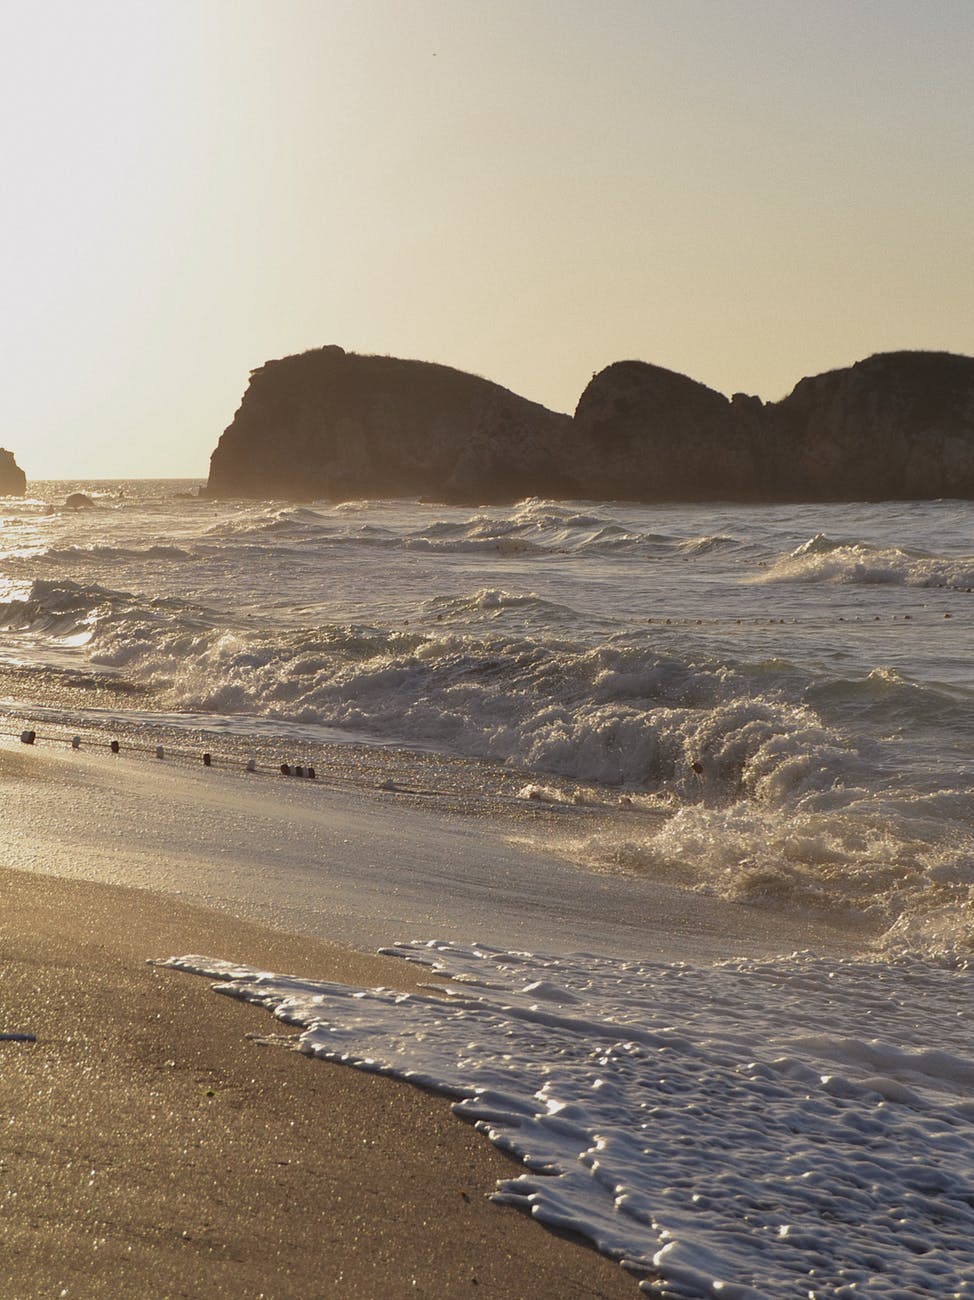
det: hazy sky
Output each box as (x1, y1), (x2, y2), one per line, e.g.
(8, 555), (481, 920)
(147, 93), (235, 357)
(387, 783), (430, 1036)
(2, 1), (972, 478)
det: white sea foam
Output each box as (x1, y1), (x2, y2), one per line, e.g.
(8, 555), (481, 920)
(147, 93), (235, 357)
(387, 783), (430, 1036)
(161, 942), (974, 1297)
(85, 620), (865, 798)
(759, 534), (974, 589)
(573, 798), (974, 951)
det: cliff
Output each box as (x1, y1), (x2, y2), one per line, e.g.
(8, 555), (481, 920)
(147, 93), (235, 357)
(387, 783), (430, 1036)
(206, 348), (974, 504)
(571, 361), (753, 501)
(574, 350), (974, 502)
(770, 351), (974, 499)
(206, 347), (578, 504)
(0, 448), (26, 496)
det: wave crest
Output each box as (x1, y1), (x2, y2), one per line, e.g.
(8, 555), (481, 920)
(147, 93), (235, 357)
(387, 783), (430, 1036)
(760, 536), (974, 589)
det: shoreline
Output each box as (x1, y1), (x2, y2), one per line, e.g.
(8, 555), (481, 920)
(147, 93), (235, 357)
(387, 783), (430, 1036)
(0, 736), (869, 1296)
(0, 866), (641, 1298)
(0, 737), (868, 963)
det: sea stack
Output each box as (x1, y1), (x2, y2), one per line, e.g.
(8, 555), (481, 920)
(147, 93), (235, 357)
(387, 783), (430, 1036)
(0, 448), (26, 496)
(206, 347), (578, 503)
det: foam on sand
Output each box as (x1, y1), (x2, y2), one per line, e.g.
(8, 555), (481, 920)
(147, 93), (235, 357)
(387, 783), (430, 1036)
(161, 941), (974, 1298)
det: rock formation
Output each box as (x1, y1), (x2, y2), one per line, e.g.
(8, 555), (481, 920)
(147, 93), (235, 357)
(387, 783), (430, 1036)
(0, 448), (26, 496)
(770, 351), (974, 500)
(574, 350), (974, 502)
(206, 348), (974, 504)
(206, 347), (578, 504)
(571, 362), (751, 501)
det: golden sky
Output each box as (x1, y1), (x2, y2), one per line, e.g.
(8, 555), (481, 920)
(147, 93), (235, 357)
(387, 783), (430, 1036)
(2, 0), (972, 477)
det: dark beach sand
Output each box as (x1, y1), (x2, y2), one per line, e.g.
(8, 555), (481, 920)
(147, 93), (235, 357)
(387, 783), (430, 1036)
(0, 866), (641, 1299)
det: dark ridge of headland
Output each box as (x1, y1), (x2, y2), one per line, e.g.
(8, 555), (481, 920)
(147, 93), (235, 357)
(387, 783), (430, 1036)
(206, 346), (578, 504)
(0, 448), (26, 496)
(205, 347), (974, 504)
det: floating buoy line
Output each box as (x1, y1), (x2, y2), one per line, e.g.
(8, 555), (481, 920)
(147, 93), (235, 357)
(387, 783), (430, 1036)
(0, 719), (606, 815)
(0, 723), (317, 781)
(644, 610), (966, 625)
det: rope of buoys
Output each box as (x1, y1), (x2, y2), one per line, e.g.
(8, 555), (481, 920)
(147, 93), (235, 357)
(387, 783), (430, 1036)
(643, 610), (958, 626)
(0, 723), (661, 814)
(0, 724), (317, 780)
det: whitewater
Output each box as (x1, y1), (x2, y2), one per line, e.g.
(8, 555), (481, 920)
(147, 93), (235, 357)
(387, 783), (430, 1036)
(3, 482), (974, 1294)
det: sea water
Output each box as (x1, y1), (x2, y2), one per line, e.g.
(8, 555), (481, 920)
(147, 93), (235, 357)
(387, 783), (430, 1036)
(2, 483), (971, 951)
(3, 483), (974, 1292)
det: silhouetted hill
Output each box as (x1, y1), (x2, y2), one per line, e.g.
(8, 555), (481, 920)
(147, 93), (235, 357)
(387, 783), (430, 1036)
(770, 351), (974, 499)
(206, 348), (974, 503)
(206, 347), (578, 504)
(571, 361), (749, 500)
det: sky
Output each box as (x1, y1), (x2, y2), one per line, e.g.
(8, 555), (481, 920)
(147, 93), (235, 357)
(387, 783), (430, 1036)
(1, 0), (972, 478)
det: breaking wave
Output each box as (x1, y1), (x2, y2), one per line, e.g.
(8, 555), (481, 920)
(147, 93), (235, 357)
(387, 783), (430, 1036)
(760, 534), (974, 589)
(41, 543), (192, 563)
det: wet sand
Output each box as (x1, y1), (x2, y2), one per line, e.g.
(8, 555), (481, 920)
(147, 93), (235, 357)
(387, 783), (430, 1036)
(0, 866), (641, 1299)
(0, 737), (867, 1297)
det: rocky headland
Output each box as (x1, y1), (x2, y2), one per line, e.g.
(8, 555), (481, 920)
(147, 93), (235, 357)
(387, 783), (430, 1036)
(206, 347), (974, 504)
(206, 347), (577, 504)
(0, 448), (26, 496)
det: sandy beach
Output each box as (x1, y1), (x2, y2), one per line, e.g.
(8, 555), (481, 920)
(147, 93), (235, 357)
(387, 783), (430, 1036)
(0, 865), (643, 1299)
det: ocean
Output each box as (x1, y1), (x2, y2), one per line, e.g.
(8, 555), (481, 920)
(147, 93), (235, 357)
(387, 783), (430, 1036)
(4, 482), (974, 1295)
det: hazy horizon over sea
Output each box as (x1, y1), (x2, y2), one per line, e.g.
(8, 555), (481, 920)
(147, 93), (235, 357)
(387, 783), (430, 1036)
(4, 480), (974, 1294)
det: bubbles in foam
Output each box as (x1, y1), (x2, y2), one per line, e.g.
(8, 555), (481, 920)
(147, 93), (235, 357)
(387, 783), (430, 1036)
(162, 941), (974, 1298)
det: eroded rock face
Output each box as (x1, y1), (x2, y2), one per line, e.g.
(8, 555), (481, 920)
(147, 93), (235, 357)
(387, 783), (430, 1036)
(206, 347), (974, 504)
(0, 448), (26, 496)
(206, 348), (578, 503)
(772, 352), (974, 499)
(572, 361), (751, 501)
(575, 351), (974, 501)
